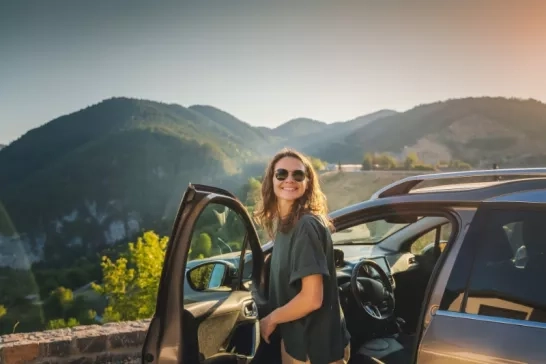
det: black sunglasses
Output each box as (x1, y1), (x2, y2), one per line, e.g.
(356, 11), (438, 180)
(275, 168), (307, 182)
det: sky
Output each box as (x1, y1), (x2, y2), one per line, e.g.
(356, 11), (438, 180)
(1, 0), (546, 144)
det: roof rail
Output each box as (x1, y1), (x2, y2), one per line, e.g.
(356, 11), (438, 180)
(371, 168), (546, 199)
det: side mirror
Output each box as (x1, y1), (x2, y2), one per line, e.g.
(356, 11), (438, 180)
(186, 261), (235, 291)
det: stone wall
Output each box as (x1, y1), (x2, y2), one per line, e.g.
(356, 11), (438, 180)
(0, 319), (150, 364)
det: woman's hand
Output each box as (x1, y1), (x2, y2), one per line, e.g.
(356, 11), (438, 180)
(259, 313), (278, 343)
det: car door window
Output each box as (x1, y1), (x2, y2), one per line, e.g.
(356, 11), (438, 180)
(185, 202), (247, 299)
(439, 223), (452, 252)
(458, 208), (546, 323)
(409, 228), (438, 255)
(409, 222), (452, 255)
(189, 202), (247, 260)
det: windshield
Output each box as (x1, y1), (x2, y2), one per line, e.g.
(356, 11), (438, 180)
(332, 220), (412, 245)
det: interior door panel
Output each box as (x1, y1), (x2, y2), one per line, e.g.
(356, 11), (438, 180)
(184, 291), (259, 361)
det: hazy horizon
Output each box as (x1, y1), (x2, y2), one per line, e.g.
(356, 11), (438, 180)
(2, 93), (540, 146)
(2, 0), (546, 144)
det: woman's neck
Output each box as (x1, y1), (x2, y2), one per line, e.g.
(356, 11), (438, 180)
(278, 200), (293, 219)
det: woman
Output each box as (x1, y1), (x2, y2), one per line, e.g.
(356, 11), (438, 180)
(254, 149), (351, 364)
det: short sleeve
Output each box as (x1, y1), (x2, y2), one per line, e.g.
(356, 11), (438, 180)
(289, 217), (330, 285)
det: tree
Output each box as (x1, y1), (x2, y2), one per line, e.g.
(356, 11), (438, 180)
(41, 286), (98, 329)
(92, 231), (168, 323)
(308, 156), (326, 171)
(449, 159), (472, 170)
(245, 177), (262, 206)
(404, 152), (420, 169)
(375, 154), (398, 169)
(238, 177), (262, 207)
(43, 286), (74, 322)
(361, 153), (374, 170)
(189, 232), (212, 260)
(46, 317), (80, 330)
(65, 296), (97, 325)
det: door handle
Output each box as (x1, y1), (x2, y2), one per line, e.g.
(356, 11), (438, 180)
(243, 300), (258, 318)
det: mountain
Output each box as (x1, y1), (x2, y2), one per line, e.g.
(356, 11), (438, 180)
(268, 110), (397, 155)
(310, 97), (546, 167)
(334, 109), (399, 130)
(299, 110), (398, 154)
(0, 97), (266, 267)
(188, 105), (273, 148)
(0, 144), (5, 151)
(270, 118), (328, 138)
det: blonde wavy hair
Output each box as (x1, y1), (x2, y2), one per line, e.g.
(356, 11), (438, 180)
(253, 148), (332, 238)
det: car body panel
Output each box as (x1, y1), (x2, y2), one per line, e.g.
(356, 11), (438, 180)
(416, 203), (546, 363)
(419, 311), (546, 364)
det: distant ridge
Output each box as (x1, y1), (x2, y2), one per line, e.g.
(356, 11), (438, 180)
(309, 97), (546, 167)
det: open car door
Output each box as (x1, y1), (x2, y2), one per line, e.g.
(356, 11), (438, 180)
(142, 184), (265, 364)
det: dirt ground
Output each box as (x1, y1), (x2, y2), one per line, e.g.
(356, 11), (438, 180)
(320, 170), (424, 211)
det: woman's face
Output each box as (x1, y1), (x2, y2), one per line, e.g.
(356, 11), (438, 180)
(272, 156), (308, 203)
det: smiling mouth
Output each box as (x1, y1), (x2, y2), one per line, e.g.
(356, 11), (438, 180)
(282, 187), (297, 191)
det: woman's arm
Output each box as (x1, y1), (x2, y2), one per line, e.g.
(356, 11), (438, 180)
(259, 274), (323, 343)
(271, 274), (323, 324)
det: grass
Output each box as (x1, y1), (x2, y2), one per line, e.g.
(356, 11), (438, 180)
(320, 170), (425, 211)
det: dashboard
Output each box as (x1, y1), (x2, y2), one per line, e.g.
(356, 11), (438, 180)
(334, 248), (391, 273)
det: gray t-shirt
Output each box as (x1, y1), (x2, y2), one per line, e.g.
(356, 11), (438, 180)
(268, 214), (350, 364)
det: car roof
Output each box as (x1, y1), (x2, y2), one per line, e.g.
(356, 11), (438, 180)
(372, 168), (546, 199)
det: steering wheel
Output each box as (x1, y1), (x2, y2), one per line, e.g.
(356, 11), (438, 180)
(350, 259), (395, 320)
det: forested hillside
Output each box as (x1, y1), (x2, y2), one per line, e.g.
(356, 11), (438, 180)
(309, 97), (546, 166)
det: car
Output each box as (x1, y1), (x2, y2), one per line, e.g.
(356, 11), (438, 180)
(142, 168), (546, 364)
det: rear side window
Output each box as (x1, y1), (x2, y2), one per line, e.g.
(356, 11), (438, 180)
(441, 205), (546, 324)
